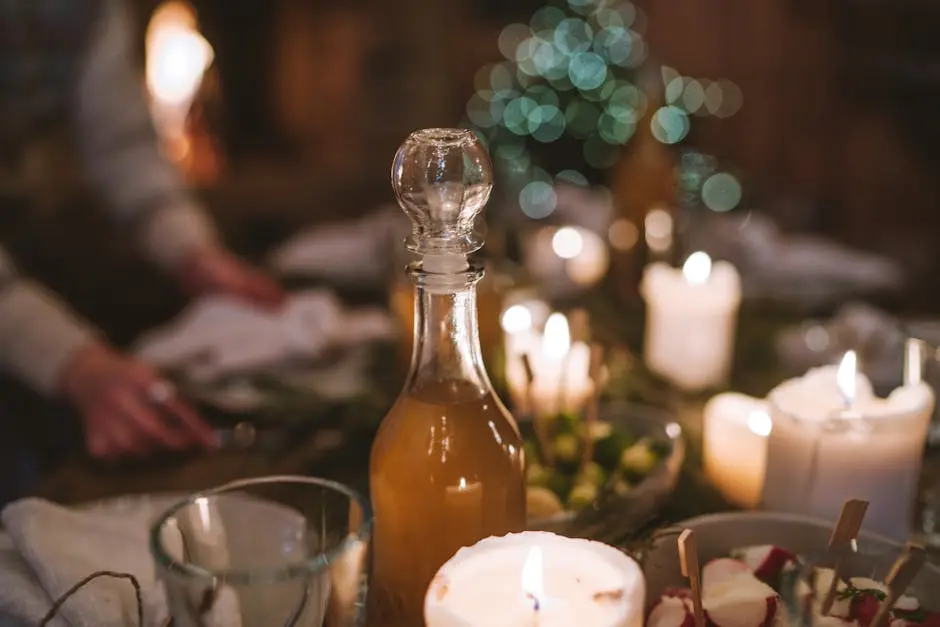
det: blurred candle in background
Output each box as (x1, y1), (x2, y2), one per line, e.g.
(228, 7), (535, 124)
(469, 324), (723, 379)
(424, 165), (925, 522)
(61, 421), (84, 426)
(641, 251), (741, 392)
(146, 1), (215, 173)
(702, 392), (771, 509)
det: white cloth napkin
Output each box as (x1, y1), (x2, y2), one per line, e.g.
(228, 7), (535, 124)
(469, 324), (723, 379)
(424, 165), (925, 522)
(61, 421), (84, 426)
(268, 206), (410, 286)
(685, 212), (905, 305)
(134, 290), (394, 382)
(0, 497), (181, 627)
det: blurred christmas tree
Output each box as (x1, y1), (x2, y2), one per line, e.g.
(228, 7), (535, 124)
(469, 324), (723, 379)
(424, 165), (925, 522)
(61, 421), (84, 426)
(462, 0), (746, 222)
(461, 0), (649, 218)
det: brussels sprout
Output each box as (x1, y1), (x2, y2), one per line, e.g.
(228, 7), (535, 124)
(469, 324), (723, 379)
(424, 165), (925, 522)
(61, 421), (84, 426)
(527, 486), (565, 518)
(553, 411), (581, 435)
(526, 462), (550, 487)
(593, 429), (635, 472)
(620, 438), (659, 480)
(545, 471), (572, 502)
(575, 461), (606, 488)
(567, 482), (599, 510)
(610, 477), (632, 496)
(553, 433), (580, 464)
(584, 421), (613, 441)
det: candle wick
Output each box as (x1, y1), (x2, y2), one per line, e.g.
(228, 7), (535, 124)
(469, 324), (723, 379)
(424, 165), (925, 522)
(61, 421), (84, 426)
(526, 592), (540, 612)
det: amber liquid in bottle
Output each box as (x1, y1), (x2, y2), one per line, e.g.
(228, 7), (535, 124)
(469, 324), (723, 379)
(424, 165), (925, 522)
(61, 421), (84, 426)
(368, 269), (526, 627)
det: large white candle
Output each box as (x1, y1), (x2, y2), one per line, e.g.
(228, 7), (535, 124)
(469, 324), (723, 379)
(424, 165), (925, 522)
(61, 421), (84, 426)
(703, 392), (772, 509)
(762, 351), (935, 540)
(424, 532), (644, 627)
(640, 252), (741, 391)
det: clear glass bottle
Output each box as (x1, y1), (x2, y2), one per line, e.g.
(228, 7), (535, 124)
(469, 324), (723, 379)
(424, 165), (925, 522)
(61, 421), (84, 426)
(367, 129), (526, 627)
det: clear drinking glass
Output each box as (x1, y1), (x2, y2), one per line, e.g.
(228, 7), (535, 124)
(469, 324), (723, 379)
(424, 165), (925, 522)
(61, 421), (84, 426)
(150, 476), (371, 627)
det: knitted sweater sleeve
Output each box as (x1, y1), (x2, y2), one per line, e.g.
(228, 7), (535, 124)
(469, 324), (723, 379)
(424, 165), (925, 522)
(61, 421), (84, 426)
(73, 0), (219, 271)
(0, 250), (98, 396)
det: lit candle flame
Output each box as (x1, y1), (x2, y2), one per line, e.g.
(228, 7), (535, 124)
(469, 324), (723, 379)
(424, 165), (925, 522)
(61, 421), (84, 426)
(521, 546), (544, 610)
(542, 313), (571, 361)
(682, 251), (712, 286)
(146, 1), (213, 138)
(501, 304), (533, 335)
(836, 350), (857, 406)
(746, 410), (772, 437)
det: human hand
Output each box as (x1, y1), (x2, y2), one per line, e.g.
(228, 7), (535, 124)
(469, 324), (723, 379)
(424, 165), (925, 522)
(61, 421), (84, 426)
(60, 342), (217, 460)
(177, 246), (286, 308)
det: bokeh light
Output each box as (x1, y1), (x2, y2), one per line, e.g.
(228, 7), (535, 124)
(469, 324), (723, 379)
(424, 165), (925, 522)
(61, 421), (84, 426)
(608, 218), (638, 250)
(556, 169), (589, 186)
(650, 105), (690, 144)
(701, 172), (743, 212)
(552, 226), (585, 259)
(519, 181), (557, 219)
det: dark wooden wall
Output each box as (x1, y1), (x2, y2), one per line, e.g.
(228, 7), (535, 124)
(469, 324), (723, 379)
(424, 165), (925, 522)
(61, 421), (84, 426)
(640, 0), (940, 302)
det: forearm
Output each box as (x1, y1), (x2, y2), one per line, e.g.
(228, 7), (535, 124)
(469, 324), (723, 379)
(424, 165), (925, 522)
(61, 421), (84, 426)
(74, 0), (218, 270)
(0, 252), (98, 396)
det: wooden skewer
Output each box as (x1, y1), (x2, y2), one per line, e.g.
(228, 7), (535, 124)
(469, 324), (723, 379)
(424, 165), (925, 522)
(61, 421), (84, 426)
(522, 354), (554, 468)
(870, 543), (927, 627)
(580, 344), (606, 472)
(678, 529), (705, 627)
(821, 499), (870, 615)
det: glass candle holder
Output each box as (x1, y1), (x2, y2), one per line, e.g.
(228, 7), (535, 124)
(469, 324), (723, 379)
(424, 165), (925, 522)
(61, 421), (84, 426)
(150, 476), (371, 627)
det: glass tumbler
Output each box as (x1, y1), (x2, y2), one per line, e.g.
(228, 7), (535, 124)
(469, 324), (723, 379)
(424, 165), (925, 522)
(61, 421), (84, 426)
(150, 476), (371, 627)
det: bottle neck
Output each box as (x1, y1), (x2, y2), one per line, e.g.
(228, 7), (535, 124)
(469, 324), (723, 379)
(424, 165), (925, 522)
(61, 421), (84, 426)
(405, 263), (491, 396)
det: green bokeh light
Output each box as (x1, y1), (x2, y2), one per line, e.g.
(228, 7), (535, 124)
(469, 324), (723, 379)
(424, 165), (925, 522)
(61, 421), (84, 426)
(504, 96), (539, 135)
(489, 63), (515, 93)
(519, 180), (557, 219)
(530, 104), (566, 142)
(525, 85), (560, 107)
(701, 172), (742, 212)
(556, 169), (589, 186)
(565, 100), (601, 138)
(554, 18), (593, 56)
(531, 6), (566, 32)
(569, 52), (608, 91)
(593, 27), (631, 65)
(597, 111), (635, 144)
(650, 105), (690, 144)
(567, 0), (596, 17)
(467, 94), (495, 128)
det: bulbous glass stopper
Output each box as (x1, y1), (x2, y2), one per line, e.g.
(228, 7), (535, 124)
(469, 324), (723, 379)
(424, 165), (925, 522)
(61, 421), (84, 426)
(391, 128), (493, 256)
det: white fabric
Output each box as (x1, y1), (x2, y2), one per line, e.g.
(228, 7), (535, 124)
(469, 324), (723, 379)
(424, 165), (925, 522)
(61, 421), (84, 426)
(134, 290), (394, 381)
(0, 497), (178, 627)
(269, 206), (410, 286)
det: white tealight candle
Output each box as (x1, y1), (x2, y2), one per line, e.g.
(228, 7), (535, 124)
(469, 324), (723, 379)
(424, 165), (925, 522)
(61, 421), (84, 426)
(640, 253), (742, 391)
(762, 351), (935, 540)
(504, 311), (594, 417)
(424, 532), (644, 627)
(703, 393), (772, 509)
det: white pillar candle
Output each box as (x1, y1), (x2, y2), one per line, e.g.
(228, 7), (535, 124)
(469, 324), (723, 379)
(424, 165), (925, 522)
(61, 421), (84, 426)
(762, 351), (935, 540)
(702, 393), (772, 509)
(424, 532), (644, 627)
(640, 252), (742, 391)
